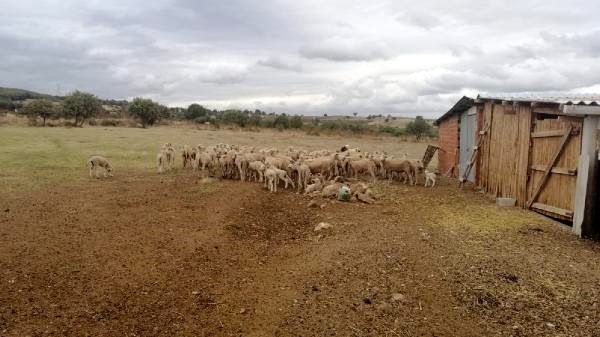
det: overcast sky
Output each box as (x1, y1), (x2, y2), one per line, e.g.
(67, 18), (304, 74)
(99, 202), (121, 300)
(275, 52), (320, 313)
(2, 0), (600, 117)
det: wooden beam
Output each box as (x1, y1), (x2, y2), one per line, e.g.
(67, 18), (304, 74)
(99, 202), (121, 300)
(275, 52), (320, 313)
(531, 202), (574, 218)
(530, 165), (577, 175)
(526, 125), (573, 208)
(531, 128), (580, 138)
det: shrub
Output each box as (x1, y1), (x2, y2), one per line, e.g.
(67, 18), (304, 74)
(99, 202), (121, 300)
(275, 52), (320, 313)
(290, 115), (303, 129)
(100, 119), (121, 127)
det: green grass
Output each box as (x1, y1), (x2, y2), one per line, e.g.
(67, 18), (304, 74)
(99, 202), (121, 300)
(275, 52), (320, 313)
(0, 125), (434, 195)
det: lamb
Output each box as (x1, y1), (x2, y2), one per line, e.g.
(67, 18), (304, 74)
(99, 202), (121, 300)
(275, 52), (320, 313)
(247, 160), (266, 182)
(424, 170), (437, 187)
(289, 162), (311, 193)
(264, 167), (279, 192)
(268, 166), (295, 191)
(321, 182), (344, 198)
(304, 175), (324, 195)
(87, 155), (113, 178)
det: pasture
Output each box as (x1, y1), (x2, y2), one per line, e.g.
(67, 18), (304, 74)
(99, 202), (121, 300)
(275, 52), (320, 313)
(0, 125), (599, 337)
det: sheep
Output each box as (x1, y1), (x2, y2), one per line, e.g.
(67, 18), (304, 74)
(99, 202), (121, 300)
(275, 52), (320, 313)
(88, 155), (113, 178)
(182, 145), (195, 169)
(289, 162), (311, 193)
(265, 166), (295, 191)
(381, 157), (417, 185)
(304, 155), (336, 179)
(321, 182), (344, 198)
(348, 158), (377, 182)
(264, 167), (279, 192)
(247, 160), (266, 182)
(157, 151), (167, 173)
(218, 151), (237, 179)
(160, 143), (176, 170)
(424, 170), (437, 187)
(194, 151), (213, 176)
(304, 175), (324, 195)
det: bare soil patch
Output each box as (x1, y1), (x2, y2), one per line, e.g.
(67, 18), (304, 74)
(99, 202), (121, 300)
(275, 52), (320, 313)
(1, 173), (599, 336)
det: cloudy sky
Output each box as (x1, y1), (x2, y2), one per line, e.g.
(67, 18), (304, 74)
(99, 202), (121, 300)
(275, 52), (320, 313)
(2, 0), (600, 117)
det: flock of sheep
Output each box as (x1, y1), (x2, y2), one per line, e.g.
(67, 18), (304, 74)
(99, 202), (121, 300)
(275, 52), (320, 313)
(153, 142), (437, 201)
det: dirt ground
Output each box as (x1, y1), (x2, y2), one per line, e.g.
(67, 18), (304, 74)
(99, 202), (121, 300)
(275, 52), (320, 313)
(1, 172), (599, 337)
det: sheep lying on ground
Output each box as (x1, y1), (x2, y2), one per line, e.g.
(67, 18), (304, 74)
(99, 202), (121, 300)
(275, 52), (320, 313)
(88, 155), (113, 178)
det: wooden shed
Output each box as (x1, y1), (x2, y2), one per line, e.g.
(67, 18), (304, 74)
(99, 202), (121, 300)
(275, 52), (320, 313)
(435, 95), (600, 239)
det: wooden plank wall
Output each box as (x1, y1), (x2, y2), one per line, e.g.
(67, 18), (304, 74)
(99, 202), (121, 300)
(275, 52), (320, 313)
(478, 102), (532, 206)
(526, 116), (582, 214)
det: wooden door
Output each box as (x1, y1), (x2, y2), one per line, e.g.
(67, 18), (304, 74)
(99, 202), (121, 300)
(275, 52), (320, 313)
(526, 115), (583, 220)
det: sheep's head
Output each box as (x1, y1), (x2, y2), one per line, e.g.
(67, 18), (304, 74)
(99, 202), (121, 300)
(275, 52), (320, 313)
(415, 160), (424, 171)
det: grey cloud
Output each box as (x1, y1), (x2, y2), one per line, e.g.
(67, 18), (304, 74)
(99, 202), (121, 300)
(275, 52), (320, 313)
(299, 37), (389, 62)
(1, 0), (600, 117)
(395, 10), (442, 30)
(257, 56), (303, 72)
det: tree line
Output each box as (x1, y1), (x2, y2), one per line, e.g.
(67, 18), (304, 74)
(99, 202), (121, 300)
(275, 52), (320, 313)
(16, 90), (436, 140)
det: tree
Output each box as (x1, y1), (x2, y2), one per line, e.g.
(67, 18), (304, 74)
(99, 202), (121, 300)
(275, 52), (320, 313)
(185, 103), (208, 120)
(24, 99), (55, 126)
(63, 91), (101, 126)
(353, 112), (358, 117)
(129, 97), (160, 128)
(405, 116), (433, 141)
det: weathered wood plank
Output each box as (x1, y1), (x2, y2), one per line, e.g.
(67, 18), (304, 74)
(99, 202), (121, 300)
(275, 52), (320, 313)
(531, 202), (574, 218)
(531, 128), (580, 138)
(530, 165), (577, 175)
(526, 125), (573, 208)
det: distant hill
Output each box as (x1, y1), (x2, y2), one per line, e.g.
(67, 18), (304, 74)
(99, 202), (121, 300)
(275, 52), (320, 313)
(0, 87), (60, 101)
(0, 87), (127, 110)
(0, 87), (61, 109)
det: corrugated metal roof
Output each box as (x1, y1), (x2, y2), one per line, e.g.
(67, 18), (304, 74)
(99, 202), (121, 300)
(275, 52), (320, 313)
(477, 94), (600, 106)
(434, 96), (474, 125)
(436, 94), (600, 125)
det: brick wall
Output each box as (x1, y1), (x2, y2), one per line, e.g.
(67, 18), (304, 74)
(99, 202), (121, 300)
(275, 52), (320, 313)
(437, 115), (459, 176)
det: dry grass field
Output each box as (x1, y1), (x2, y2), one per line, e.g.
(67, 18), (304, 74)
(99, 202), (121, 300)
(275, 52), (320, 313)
(0, 125), (599, 337)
